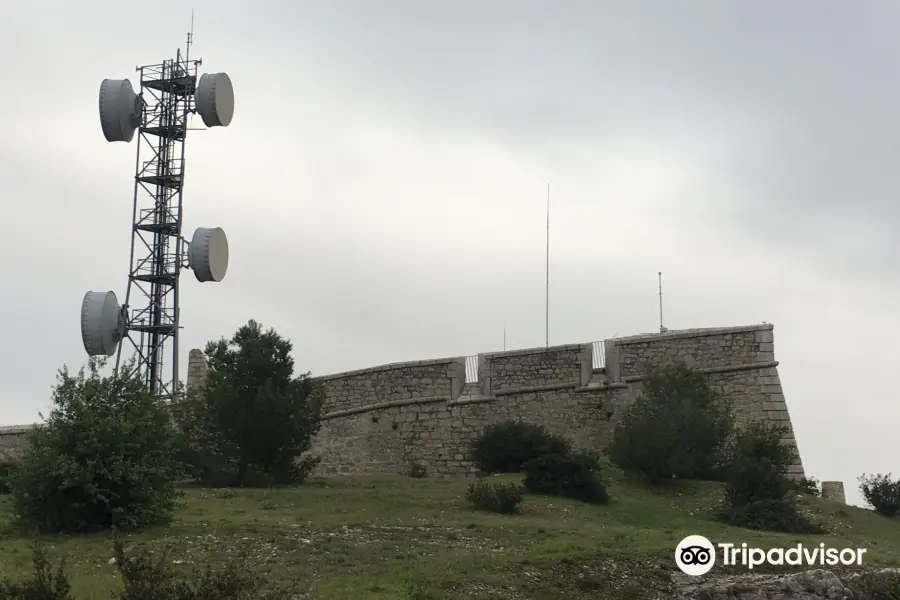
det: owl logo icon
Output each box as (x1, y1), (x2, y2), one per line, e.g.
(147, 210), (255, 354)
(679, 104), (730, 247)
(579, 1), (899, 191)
(675, 535), (716, 576)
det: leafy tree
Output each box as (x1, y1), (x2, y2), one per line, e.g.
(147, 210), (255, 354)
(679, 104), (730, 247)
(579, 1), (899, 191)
(723, 421), (794, 506)
(176, 320), (323, 486)
(859, 473), (900, 517)
(608, 362), (734, 482)
(718, 421), (822, 533)
(8, 358), (181, 533)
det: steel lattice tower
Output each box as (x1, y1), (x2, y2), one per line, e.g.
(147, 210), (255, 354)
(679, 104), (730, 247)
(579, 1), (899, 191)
(80, 32), (234, 399)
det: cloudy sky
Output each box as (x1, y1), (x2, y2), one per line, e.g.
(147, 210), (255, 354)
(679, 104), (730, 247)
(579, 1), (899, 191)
(2, 0), (897, 506)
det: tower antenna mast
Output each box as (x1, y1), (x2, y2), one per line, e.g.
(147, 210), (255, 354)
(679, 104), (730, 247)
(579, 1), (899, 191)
(80, 27), (236, 400)
(186, 10), (195, 62)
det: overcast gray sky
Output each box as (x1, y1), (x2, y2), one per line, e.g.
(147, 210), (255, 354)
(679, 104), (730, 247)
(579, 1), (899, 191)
(1, 0), (896, 506)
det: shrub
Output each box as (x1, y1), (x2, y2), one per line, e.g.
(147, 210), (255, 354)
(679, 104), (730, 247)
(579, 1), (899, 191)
(407, 463), (427, 478)
(859, 473), (900, 517)
(850, 569), (900, 599)
(608, 363), (734, 482)
(794, 476), (820, 497)
(723, 422), (795, 506)
(718, 499), (823, 534)
(523, 452), (609, 504)
(8, 359), (181, 533)
(470, 421), (570, 474)
(717, 422), (821, 533)
(465, 479), (525, 514)
(174, 320), (323, 487)
(0, 545), (73, 600)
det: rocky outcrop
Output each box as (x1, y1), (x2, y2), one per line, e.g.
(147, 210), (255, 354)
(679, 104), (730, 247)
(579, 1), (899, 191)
(674, 568), (900, 599)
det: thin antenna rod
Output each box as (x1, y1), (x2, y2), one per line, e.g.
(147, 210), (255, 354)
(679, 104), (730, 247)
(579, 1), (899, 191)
(186, 9), (195, 62)
(658, 271), (665, 333)
(503, 325), (507, 351)
(545, 183), (550, 348)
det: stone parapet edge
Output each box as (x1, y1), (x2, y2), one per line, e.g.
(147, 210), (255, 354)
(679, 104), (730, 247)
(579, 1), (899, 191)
(611, 323), (773, 344)
(317, 357), (462, 381)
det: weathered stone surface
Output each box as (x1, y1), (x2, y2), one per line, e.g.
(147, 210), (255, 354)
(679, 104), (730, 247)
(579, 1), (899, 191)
(0, 425), (31, 461)
(822, 481), (847, 504)
(674, 568), (900, 600)
(0, 323), (810, 482)
(186, 349), (209, 395)
(674, 569), (846, 599)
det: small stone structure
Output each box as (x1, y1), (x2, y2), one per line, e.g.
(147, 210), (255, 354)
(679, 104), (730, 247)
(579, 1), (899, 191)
(186, 348), (209, 395)
(2, 323), (816, 482)
(821, 481), (846, 504)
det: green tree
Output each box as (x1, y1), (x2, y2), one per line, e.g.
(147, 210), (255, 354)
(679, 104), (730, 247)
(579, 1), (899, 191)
(176, 320), (323, 486)
(858, 473), (900, 518)
(8, 358), (181, 533)
(718, 421), (821, 533)
(723, 421), (794, 506)
(608, 362), (734, 482)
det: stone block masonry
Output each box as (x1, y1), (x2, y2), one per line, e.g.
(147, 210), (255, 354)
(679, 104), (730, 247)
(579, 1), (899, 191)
(186, 349), (209, 395)
(279, 323), (805, 478)
(0, 425), (31, 462)
(0, 323), (810, 481)
(821, 481), (846, 504)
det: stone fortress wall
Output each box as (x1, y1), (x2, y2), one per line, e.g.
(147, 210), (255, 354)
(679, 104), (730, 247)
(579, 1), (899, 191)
(1, 323), (837, 495)
(297, 323), (806, 478)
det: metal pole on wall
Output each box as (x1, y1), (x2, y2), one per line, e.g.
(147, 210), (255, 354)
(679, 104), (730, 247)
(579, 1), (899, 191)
(658, 271), (665, 333)
(545, 183), (550, 348)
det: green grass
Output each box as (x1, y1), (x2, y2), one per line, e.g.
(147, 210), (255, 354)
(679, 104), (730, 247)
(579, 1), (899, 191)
(0, 472), (898, 599)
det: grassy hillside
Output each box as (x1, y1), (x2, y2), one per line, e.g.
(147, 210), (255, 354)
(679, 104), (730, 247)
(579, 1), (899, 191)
(0, 472), (897, 600)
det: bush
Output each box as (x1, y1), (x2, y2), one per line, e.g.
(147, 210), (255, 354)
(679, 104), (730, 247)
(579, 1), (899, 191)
(470, 421), (570, 474)
(7, 359), (181, 533)
(723, 422), (795, 506)
(859, 473), (900, 517)
(523, 452), (609, 504)
(850, 569), (900, 599)
(794, 476), (820, 497)
(0, 545), (73, 600)
(608, 363), (733, 482)
(465, 479), (525, 514)
(407, 463), (427, 478)
(717, 422), (821, 533)
(718, 499), (823, 534)
(0, 541), (302, 600)
(174, 320), (323, 487)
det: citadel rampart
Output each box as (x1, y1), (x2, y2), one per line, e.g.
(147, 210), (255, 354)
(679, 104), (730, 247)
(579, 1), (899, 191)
(0, 324), (807, 480)
(304, 323), (805, 478)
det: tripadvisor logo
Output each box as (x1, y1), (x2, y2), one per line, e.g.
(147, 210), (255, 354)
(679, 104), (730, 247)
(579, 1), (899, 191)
(675, 535), (716, 576)
(675, 535), (867, 576)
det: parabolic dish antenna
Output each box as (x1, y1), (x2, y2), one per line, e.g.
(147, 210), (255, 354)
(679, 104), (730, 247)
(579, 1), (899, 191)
(195, 73), (234, 128)
(81, 291), (124, 356)
(190, 227), (229, 282)
(98, 79), (142, 143)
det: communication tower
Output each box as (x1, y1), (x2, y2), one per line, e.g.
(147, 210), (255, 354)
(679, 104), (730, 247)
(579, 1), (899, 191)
(80, 30), (235, 400)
